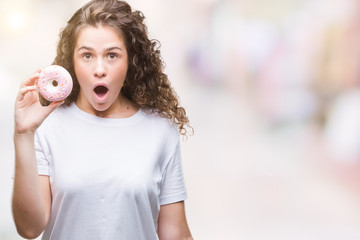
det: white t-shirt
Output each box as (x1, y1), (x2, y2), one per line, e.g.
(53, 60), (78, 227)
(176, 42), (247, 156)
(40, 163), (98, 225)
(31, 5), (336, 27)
(35, 103), (187, 240)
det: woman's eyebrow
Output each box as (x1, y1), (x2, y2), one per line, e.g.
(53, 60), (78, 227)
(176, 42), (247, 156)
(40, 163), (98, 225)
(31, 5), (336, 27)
(77, 46), (93, 52)
(77, 46), (123, 52)
(106, 47), (123, 51)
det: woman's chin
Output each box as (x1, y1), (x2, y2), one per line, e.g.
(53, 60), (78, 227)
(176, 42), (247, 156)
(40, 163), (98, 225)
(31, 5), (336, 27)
(92, 102), (111, 112)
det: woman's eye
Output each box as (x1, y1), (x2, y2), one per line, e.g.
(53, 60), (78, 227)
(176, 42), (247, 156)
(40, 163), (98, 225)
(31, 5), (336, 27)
(83, 53), (92, 60)
(108, 53), (117, 60)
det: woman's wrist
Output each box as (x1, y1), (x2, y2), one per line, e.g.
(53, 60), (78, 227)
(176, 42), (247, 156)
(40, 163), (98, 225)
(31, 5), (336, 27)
(14, 130), (35, 141)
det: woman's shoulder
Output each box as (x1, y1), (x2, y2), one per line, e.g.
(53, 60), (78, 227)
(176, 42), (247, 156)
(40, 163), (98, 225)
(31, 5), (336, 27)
(141, 108), (179, 135)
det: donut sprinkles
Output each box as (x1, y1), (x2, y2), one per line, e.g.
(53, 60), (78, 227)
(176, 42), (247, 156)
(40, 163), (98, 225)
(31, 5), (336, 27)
(37, 65), (73, 101)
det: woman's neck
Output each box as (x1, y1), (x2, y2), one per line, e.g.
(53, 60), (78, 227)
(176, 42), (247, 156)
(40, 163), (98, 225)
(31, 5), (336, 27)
(75, 93), (139, 119)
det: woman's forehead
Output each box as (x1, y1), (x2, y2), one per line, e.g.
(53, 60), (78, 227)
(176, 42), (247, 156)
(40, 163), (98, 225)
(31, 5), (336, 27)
(75, 25), (126, 50)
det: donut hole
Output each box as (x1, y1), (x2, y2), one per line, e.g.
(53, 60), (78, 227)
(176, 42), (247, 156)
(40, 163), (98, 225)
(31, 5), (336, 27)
(52, 80), (58, 87)
(46, 78), (60, 92)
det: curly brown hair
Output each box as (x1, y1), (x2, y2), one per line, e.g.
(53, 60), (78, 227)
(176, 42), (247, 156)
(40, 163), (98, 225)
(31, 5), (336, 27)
(52, 0), (192, 136)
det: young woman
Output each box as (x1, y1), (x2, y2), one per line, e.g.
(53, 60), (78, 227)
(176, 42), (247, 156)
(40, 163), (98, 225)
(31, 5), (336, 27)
(12, 0), (193, 239)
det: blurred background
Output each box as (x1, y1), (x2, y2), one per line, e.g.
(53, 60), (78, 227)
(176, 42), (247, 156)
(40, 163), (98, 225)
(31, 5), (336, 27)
(2, 0), (360, 239)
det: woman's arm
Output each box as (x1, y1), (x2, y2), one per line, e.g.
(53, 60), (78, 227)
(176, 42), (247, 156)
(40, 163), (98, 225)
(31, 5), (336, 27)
(12, 133), (52, 238)
(12, 71), (62, 238)
(157, 201), (193, 240)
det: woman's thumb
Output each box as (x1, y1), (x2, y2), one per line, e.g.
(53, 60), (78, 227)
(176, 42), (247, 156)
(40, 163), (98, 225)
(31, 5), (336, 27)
(43, 100), (64, 118)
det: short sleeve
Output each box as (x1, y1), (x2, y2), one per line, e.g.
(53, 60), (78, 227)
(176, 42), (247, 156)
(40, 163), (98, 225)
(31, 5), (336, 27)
(35, 131), (50, 176)
(159, 140), (187, 205)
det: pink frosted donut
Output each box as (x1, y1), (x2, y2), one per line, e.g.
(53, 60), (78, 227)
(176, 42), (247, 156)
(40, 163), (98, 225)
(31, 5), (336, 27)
(37, 65), (73, 101)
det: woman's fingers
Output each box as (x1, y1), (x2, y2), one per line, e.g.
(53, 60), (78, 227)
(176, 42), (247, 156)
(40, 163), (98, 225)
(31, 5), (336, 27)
(19, 86), (37, 95)
(20, 72), (40, 88)
(17, 86), (37, 102)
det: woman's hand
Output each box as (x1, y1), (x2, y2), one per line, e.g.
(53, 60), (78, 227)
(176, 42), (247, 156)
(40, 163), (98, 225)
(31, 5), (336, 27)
(14, 69), (64, 135)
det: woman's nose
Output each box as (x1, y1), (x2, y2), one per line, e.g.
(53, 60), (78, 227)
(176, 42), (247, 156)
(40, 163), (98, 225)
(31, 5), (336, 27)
(94, 59), (107, 78)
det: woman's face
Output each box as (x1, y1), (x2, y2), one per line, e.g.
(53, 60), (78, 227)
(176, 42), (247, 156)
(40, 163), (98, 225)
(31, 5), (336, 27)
(73, 25), (128, 115)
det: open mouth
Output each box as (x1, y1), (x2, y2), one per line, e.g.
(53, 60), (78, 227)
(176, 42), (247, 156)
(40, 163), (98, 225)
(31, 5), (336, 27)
(94, 85), (109, 98)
